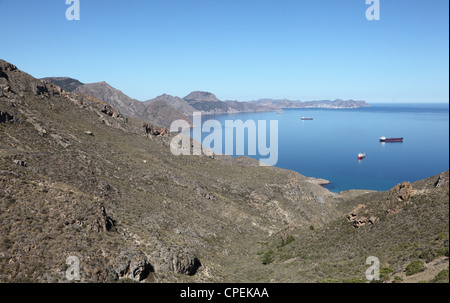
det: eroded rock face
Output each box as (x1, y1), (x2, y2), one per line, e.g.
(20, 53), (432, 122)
(151, 247), (201, 276)
(385, 182), (413, 215)
(170, 252), (202, 276)
(33, 81), (64, 96)
(387, 182), (413, 203)
(435, 173), (448, 188)
(114, 249), (153, 282)
(347, 204), (378, 228)
(97, 205), (116, 233)
(143, 123), (169, 137)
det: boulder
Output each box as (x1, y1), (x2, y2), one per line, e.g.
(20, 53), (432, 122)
(114, 249), (153, 282)
(151, 247), (201, 276)
(347, 204), (378, 228)
(385, 182), (413, 215)
(387, 182), (413, 203)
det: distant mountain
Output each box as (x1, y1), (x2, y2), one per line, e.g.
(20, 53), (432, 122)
(40, 77), (84, 92)
(183, 91), (220, 103)
(144, 94), (197, 117)
(42, 78), (370, 128)
(180, 91), (370, 114)
(224, 100), (277, 113)
(251, 98), (371, 109)
(42, 80), (190, 128)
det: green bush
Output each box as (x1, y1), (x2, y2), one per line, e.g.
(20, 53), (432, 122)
(405, 260), (424, 276)
(419, 249), (436, 263)
(280, 236), (295, 247)
(432, 269), (449, 283)
(380, 267), (394, 282)
(437, 247), (449, 257)
(393, 276), (404, 283)
(261, 250), (275, 265)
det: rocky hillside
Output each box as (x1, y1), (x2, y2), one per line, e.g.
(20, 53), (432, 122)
(42, 78), (371, 127)
(0, 59), (447, 283)
(42, 80), (190, 129)
(144, 94), (197, 117)
(40, 77), (84, 93)
(0, 59), (341, 282)
(231, 172), (449, 283)
(143, 100), (193, 129)
(73, 82), (147, 119)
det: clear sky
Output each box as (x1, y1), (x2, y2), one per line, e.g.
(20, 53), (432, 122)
(0, 0), (448, 103)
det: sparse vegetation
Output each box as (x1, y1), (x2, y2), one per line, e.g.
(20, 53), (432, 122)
(432, 269), (449, 283)
(0, 59), (448, 283)
(380, 267), (394, 282)
(393, 276), (403, 283)
(405, 261), (425, 276)
(261, 250), (275, 265)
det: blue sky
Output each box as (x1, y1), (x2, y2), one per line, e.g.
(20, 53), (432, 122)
(0, 0), (448, 103)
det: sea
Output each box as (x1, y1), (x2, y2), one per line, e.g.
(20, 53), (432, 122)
(192, 103), (449, 193)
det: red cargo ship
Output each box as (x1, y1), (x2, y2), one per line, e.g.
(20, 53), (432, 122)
(379, 136), (403, 142)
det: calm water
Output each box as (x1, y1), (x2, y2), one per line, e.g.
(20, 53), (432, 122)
(193, 103), (449, 192)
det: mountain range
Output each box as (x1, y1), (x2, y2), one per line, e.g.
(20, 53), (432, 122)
(42, 77), (371, 129)
(1, 59), (447, 284)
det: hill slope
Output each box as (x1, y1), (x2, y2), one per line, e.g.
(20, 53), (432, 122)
(0, 59), (447, 283)
(1, 59), (341, 282)
(40, 80), (190, 129)
(40, 77), (84, 92)
(144, 94), (197, 117)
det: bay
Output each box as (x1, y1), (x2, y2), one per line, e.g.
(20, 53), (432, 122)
(195, 103), (449, 193)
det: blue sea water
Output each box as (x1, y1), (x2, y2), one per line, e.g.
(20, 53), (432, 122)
(193, 103), (449, 192)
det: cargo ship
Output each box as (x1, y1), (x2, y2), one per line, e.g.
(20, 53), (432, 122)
(301, 117), (314, 120)
(358, 153), (366, 160)
(379, 136), (403, 142)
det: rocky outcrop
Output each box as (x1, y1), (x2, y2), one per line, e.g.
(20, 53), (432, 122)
(434, 173), (448, 188)
(34, 81), (64, 96)
(143, 123), (168, 137)
(0, 61), (17, 73)
(0, 111), (15, 123)
(40, 77), (84, 92)
(347, 204), (378, 228)
(114, 249), (153, 282)
(150, 247), (201, 276)
(96, 205), (116, 233)
(385, 182), (413, 215)
(387, 182), (413, 203)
